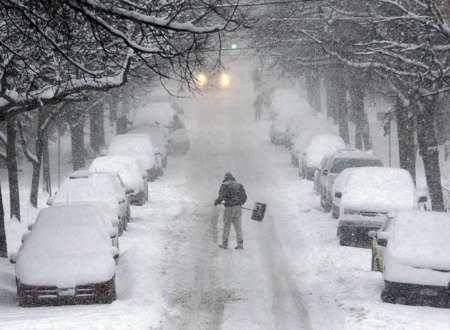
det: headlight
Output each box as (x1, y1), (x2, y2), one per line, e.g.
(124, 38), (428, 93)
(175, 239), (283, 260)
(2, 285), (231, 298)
(219, 72), (231, 89)
(344, 209), (359, 215)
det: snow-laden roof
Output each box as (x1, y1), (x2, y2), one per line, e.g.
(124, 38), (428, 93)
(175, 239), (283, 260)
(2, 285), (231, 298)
(89, 156), (144, 191)
(16, 205), (115, 287)
(341, 167), (415, 212)
(133, 102), (175, 127)
(305, 134), (346, 168)
(53, 176), (124, 205)
(107, 134), (156, 169)
(388, 211), (450, 270)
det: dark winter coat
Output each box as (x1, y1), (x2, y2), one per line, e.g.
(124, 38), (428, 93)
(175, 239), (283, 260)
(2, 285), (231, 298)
(215, 178), (247, 207)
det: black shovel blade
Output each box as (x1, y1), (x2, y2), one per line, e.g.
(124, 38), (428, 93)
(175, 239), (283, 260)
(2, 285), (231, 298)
(251, 202), (266, 221)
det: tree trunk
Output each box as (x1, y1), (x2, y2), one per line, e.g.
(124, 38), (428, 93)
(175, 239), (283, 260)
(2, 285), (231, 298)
(335, 69), (350, 144)
(395, 97), (416, 182)
(6, 116), (20, 221)
(325, 68), (337, 123)
(89, 101), (105, 153)
(305, 68), (322, 112)
(70, 116), (86, 171)
(349, 77), (371, 150)
(30, 109), (45, 207)
(416, 98), (444, 211)
(0, 181), (7, 257)
(109, 92), (118, 125)
(42, 131), (51, 195)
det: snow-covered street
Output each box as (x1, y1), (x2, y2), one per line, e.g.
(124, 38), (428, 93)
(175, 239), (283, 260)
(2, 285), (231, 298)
(1, 89), (450, 329)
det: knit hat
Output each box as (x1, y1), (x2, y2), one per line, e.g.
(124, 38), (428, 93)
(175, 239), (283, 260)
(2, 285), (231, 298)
(223, 172), (235, 181)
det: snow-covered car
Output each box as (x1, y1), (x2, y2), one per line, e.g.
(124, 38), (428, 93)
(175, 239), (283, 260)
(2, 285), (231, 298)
(49, 173), (130, 234)
(319, 149), (383, 211)
(129, 125), (169, 168)
(14, 206), (117, 306)
(336, 167), (427, 248)
(89, 156), (148, 205)
(167, 128), (190, 156)
(298, 134), (346, 180)
(269, 113), (301, 148)
(370, 211), (450, 307)
(107, 133), (161, 181)
(331, 167), (358, 219)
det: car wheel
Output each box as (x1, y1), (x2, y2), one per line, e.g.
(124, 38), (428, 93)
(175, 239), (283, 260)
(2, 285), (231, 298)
(17, 285), (33, 307)
(381, 288), (396, 304)
(96, 277), (116, 304)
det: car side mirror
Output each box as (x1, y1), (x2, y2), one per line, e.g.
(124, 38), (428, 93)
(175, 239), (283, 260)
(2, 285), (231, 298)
(9, 253), (17, 264)
(418, 196), (428, 203)
(322, 169), (328, 176)
(335, 192), (342, 199)
(377, 238), (388, 247)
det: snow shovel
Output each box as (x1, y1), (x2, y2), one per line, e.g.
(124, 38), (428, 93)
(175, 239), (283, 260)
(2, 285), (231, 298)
(242, 202), (266, 222)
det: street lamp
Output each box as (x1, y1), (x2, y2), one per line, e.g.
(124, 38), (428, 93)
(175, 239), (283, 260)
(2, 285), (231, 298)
(196, 72), (208, 87)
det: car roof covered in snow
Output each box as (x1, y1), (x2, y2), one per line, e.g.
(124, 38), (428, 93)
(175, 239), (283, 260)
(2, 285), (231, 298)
(387, 211), (450, 270)
(304, 134), (346, 168)
(16, 205), (115, 287)
(54, 175), (124, 204)
(89, 156), (144, 191)
(341, 167), (415, 212)
(107, 134), (156, 169)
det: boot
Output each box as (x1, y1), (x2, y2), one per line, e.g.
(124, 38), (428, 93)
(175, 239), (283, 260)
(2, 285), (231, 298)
(219, 241), (228, 249)
(235, 241), (244, 250)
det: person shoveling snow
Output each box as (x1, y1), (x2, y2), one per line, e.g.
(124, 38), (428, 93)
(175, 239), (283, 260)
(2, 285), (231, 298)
(214, 172), (247, 250)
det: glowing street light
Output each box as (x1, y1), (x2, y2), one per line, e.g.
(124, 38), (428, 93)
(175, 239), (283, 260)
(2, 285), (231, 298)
(219, 72), (231, 89)
(231, 43), (237, 49)
(196, 72), (208, 87)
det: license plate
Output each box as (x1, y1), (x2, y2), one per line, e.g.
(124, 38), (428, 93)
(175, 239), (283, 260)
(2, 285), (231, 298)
(420, 288), (438, 296)
(58, 287), (75, 296)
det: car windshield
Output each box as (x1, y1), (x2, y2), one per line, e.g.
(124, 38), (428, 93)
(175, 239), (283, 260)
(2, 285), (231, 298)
(330, 158), (383, 173)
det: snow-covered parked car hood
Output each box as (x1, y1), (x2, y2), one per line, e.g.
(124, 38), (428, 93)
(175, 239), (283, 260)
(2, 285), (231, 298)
(16, 209), (115, 287)
(89, 156), (145, 192)
(340, 167), (415, 212)
(387, 211), (450, 270)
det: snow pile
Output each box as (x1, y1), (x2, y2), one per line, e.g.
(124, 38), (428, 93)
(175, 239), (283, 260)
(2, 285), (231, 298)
(16, 206), (115, 287)
(305, 134), (346, 168)
(388, 211), (450, 270)
(341, 167), (415, 212)
(133, 102), (176, 127)
(89, 156), (145, 192)
(108, 134), (156, 169)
